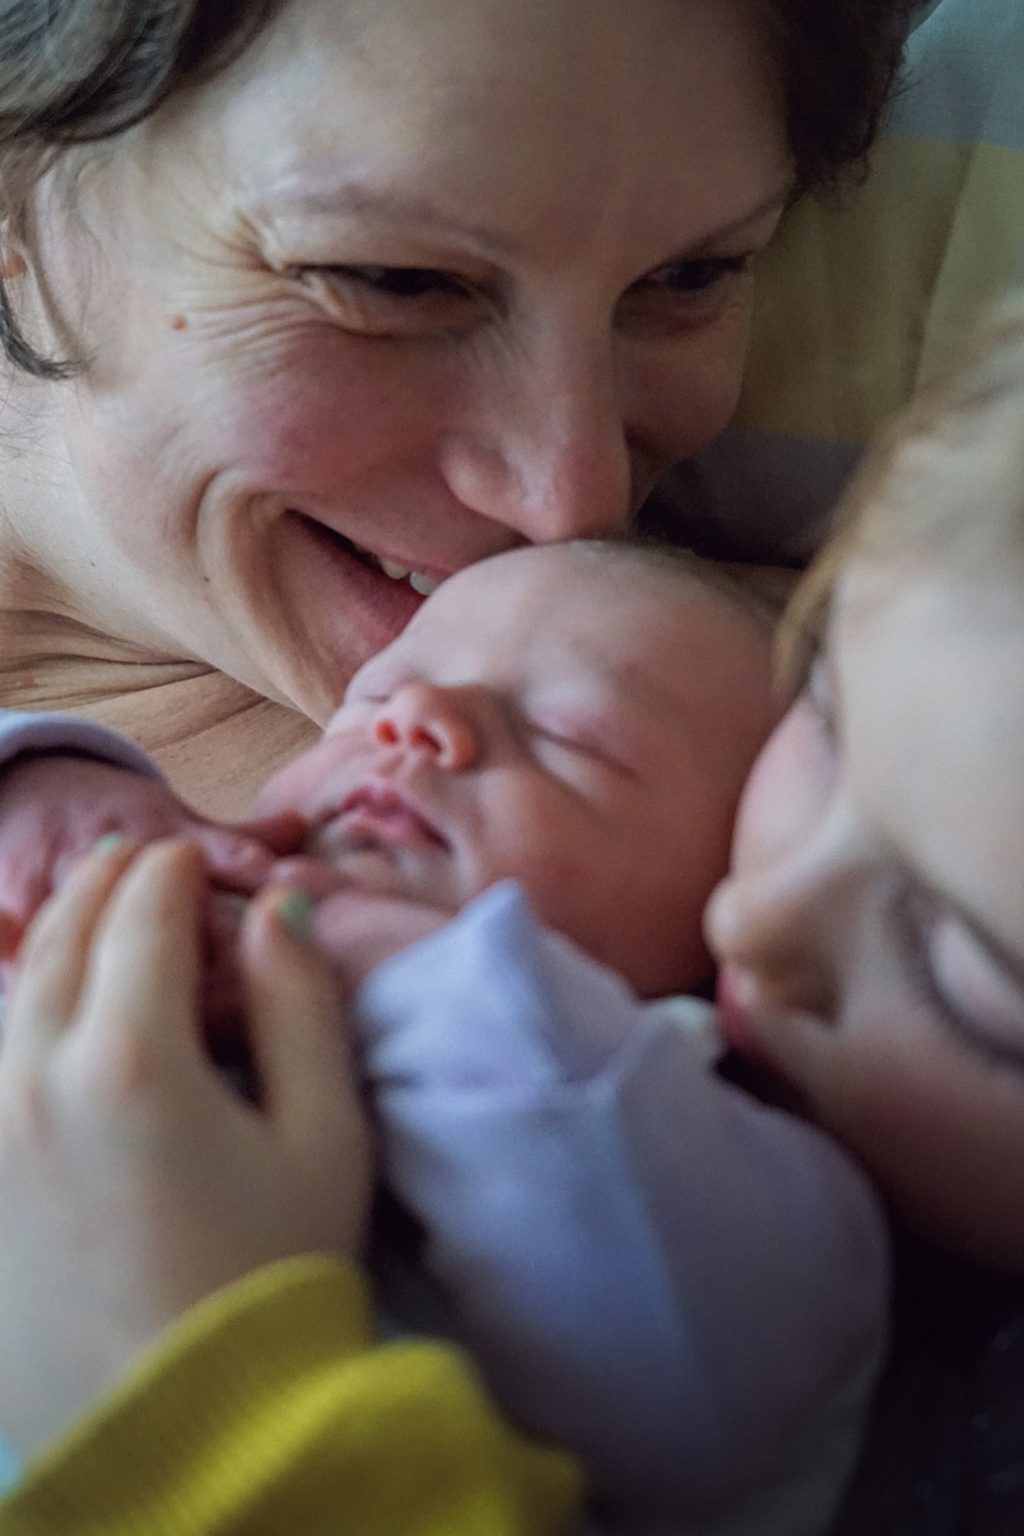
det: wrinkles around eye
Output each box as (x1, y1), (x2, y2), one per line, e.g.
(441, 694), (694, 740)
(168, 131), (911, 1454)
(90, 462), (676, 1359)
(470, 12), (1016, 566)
(295, 265), (485, 337)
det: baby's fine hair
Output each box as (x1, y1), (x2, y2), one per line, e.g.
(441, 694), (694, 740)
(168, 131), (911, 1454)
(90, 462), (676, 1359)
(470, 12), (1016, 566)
(570, 536), (783, 631)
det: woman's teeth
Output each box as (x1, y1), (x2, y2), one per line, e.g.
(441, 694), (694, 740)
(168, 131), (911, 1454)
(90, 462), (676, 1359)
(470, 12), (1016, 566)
(316, 520), (441, 597)
(377, 559), (439, 597)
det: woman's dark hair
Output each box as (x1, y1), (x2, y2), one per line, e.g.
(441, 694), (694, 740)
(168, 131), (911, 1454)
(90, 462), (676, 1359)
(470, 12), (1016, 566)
(0, 0), (912, 379)
(753, 0), (915, 193)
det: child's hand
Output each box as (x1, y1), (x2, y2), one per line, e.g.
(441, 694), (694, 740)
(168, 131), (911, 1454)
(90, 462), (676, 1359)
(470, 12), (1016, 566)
(0, 838), (370, 1460)
(0, 753), (305, 962)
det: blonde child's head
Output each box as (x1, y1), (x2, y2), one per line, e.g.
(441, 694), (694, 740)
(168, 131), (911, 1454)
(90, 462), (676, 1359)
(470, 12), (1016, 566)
(785, 297), (1024, 674)
(708, 298), (1024, 1267)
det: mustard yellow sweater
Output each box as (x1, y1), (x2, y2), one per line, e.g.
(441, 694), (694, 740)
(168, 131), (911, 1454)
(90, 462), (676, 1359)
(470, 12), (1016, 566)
(0, 1257), (581, 1535)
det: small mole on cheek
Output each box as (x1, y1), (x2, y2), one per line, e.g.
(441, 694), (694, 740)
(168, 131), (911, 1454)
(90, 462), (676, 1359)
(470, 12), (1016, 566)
(169, 314), (188, 332)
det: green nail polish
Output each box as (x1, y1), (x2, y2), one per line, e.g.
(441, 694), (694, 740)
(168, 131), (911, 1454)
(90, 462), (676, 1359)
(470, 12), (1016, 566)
(278, 891), (314, 941)
(94, 832), (125, 854)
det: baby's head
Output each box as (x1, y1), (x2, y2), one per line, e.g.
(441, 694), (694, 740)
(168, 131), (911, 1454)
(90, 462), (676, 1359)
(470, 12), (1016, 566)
(260, 540), (776, 996)
(708, 299), (1024, 1266)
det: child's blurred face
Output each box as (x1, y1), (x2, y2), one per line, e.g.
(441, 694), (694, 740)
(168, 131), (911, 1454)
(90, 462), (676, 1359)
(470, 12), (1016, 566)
(708, 536), (1024, 1266)
(259, 544), (774, 996)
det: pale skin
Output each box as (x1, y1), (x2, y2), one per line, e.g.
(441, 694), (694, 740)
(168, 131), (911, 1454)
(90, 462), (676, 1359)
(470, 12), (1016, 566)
(258, 544), (777, 997)
(0, 544), (777, 1460)
(0, 0), (791, 816)
(708, 539), (1024, 1270)
(0, 543), (776, 998)
(0, 840), (370, 1459)
(6, 442), (1024, 1456)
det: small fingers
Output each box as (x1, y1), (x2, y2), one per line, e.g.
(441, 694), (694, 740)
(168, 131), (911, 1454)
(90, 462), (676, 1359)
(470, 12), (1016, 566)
(240, 890), (366, 1152)
(4, 840), (138, 1059)
(194, 813), (308, 893)
(73, 839), (208, 1078)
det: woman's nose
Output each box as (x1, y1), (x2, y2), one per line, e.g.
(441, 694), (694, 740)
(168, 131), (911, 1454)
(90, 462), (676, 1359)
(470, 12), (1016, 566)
(372, 682), (479, 770)
(439, 342), (636, 543)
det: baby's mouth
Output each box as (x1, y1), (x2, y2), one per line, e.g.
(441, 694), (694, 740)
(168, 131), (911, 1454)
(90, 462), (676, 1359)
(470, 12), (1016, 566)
(316, 784), (450, 856)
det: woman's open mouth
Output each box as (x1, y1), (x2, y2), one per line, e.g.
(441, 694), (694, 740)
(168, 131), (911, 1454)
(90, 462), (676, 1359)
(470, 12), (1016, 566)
(287, 511), (449, 664)
(301, 516), (442, 596)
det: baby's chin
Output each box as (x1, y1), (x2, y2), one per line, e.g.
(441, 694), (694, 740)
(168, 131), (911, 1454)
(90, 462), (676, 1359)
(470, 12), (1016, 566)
(313, 883), (454, 991)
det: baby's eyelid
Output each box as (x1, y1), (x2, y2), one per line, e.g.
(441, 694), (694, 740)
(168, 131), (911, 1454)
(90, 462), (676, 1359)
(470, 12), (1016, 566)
(344, 674), (392, 705)
(531, 718), (636, 778)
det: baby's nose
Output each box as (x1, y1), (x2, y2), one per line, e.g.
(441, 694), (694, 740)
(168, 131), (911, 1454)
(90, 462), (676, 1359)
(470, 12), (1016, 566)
(372, 682), (478, 770)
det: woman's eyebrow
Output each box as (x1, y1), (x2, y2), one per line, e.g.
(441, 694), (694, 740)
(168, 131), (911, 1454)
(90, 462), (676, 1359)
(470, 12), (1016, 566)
(255, 180), (532, 260)
(676, 183), (795, 256)
(256, 178), (794, 264)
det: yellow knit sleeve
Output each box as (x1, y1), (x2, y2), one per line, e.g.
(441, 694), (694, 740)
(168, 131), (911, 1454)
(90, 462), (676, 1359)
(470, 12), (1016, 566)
(0, 1256), (582, 1536)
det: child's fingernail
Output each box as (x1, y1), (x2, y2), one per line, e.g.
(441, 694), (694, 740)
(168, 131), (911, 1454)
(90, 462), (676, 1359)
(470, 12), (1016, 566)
(277, 891), (314, 941)
(94, 833), (126, 855)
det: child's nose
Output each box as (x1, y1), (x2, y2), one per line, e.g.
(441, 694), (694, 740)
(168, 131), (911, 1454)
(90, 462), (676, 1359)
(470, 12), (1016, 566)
(705, 851), (849, 1021)
(372, 682), (478, 771)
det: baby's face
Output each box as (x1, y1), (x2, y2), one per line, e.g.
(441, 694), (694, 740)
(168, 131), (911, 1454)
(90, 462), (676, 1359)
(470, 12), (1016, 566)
(709, 538), (1024, 1266)
(259, 544), (775, 996)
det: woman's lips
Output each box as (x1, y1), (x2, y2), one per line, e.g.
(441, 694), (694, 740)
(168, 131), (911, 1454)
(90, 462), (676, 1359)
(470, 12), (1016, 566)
(289, 511), (426, 658)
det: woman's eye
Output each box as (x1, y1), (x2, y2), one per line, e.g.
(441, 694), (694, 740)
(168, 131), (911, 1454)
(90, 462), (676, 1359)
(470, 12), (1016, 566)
(335, 265), (471, 299)
(617, 254), (752, 332)
(298, 265), (481, 336)
(892, 885), (1024, 1070)
(647, 255), (751, 294)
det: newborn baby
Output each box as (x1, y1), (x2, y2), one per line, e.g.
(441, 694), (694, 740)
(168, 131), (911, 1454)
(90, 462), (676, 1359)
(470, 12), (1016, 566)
(258, 538), (776, 998)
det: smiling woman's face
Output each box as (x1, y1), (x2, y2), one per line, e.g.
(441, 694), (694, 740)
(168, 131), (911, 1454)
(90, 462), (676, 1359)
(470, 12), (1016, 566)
(21, 0), (790, 720)
(707, 535), (1024, 1267)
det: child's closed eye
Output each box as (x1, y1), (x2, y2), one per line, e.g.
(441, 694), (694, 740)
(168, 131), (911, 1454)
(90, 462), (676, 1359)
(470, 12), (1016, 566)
(891, 882), (1024, 1073)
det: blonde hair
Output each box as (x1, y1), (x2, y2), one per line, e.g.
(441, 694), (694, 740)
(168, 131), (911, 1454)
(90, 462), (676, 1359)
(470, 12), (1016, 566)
(782, 294), (1024, 679)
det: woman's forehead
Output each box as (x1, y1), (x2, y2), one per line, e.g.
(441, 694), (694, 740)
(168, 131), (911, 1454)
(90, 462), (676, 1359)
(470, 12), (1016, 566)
(184, 0), (789, 269)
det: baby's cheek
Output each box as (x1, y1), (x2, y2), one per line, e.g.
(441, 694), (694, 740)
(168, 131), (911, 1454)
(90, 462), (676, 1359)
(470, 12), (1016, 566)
(253, 737), (347, 823)
(252, 759), (310, 820)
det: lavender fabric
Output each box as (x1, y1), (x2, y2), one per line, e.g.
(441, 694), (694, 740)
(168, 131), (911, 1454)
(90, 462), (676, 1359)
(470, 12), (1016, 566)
(359, 885), (887, 1531)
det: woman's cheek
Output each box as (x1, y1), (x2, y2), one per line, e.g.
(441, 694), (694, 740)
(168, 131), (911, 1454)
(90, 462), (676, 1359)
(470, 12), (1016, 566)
(637, 295), (755, 466)
(209, 334), (426, 491)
